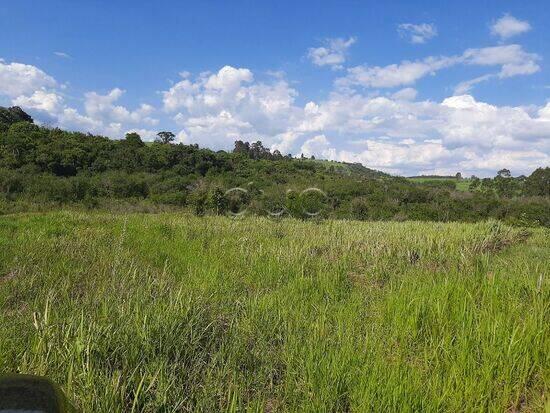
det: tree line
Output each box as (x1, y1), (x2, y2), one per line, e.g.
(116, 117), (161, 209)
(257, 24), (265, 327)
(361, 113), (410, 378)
(0, 106), (548, 226)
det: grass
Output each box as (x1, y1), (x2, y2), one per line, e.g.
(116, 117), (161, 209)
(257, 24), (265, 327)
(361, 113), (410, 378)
(408, 177), (471, 191)
(0, 211), (548, 412)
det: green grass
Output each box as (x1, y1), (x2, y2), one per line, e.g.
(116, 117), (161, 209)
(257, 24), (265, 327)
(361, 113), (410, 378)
(0, 212), (548, 412)
(408, 177), (471, 191)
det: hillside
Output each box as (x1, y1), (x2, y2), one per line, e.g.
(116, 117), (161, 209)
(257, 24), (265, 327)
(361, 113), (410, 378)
(0, 106), (549, 225)
(303, 158), (388, 179)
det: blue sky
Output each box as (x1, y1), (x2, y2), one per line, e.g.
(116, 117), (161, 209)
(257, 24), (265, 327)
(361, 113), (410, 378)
(1, 0), (549, 176)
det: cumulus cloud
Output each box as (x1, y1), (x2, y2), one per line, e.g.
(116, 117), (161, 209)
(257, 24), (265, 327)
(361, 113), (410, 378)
(124, 128), (158, 141)
(84, 88), (158, 125)
(289, 91), (550, 175)
(491, 14), (531, 40)
(163, 65), (301, 148)
(0, 60), (158, 138)
(300, 134), (336, 158)
(1, 56), (548, 177)
(307, 37), (356, 69)
(12, 90), (64, 113)
(0, 61), (57, 97)
(180, 111), (253, 148)
(398, 23), (438, 44)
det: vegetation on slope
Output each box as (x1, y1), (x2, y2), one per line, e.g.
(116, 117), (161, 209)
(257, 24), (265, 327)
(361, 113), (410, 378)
(0, 212), (548, 411)
(1, 106), (549, 225)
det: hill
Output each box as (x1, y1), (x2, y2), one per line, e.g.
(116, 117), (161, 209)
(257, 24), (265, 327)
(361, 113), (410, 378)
(0, 106), (549, 225)
(303, 158), (388, 179)
(407, 176), (471, 191)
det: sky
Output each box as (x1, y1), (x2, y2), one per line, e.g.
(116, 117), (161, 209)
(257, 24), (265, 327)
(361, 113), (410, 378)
(1, 0), (549, 177)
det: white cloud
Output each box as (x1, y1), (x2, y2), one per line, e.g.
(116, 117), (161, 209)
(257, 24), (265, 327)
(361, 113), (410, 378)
(307, 37), (356, 69)
(539, 103), (550, 119)
(12, 90), (64, 113)
(391, 88), (418, 101)
(0, 61), (57, 97)
(491, 14), (531, 40)
(300, 134), (335, 158)
(398, 23), (438, 44)
(452, 45), (540, 93)
(163, 65), (301, 148)
(175, 129), (189, 143)
(338, 55), (458, 89)
(0, 60), (158, 138)
(84, 88), (158, 125)
(54, 51), (71, 59)
(462, 44), (540, 78)
(1, 56), (548, 177)
(288, 91), (550, 175)
(454, 74), (494, 95)
(182, 111), (253, 148)
(300, 136), (452, 175)
(124, 128), (158, 141)
(51, 107), (127, 137)
(339, 44), (540, 90)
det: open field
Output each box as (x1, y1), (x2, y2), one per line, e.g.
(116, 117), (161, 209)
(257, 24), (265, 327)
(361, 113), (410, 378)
(0, 212), (548, 411)
(407, 177), (471, 191)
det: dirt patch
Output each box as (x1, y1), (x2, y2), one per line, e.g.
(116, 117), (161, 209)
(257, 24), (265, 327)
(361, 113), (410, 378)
(0, 269), (18, 283)
(348, 271), (388, 290)
(478, 229), (531, 255)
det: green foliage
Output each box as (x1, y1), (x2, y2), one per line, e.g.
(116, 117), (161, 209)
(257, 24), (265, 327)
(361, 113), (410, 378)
(208, 187), (228, 215)
(0, 106), (33, 131)
(155, 131), (175, 144)
(0, 106), (548, 225)
(524, 167), (550, 197)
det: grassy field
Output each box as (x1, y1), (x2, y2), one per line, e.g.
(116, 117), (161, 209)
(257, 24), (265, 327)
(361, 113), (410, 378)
(408, 177), (471, 191)
(0, 212), (548, 412)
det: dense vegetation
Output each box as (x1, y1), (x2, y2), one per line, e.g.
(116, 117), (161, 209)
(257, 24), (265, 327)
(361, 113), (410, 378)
(0, 106), (549, 226)
(0, 212), (548, 411)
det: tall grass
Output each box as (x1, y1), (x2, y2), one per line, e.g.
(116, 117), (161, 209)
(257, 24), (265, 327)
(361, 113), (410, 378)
(0, 211), (548, 411)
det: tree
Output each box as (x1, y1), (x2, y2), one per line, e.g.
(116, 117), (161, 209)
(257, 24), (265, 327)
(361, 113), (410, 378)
(190, 189), (207, 216)
(156, 131), (175, 144)
(497, 168), (511, 178)
(208, 187), (228, 215)
(494, 169), (518, 198)
(524, 167), (550, 196)
(469, 176), (480, 191)
(0, 106), (33, 128)
(124, 132), (144, 147)
(455, 172), (462, 180)
(233, 140), (250, 156)
(250, 141), (269, 160)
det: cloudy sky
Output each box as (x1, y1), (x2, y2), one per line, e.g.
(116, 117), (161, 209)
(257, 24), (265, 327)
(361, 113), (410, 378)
(1, 0), (549, 177)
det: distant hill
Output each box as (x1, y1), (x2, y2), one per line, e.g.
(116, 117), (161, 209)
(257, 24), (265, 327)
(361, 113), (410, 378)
(302, 158), (388, 179)
(408, 175), (457, 179)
